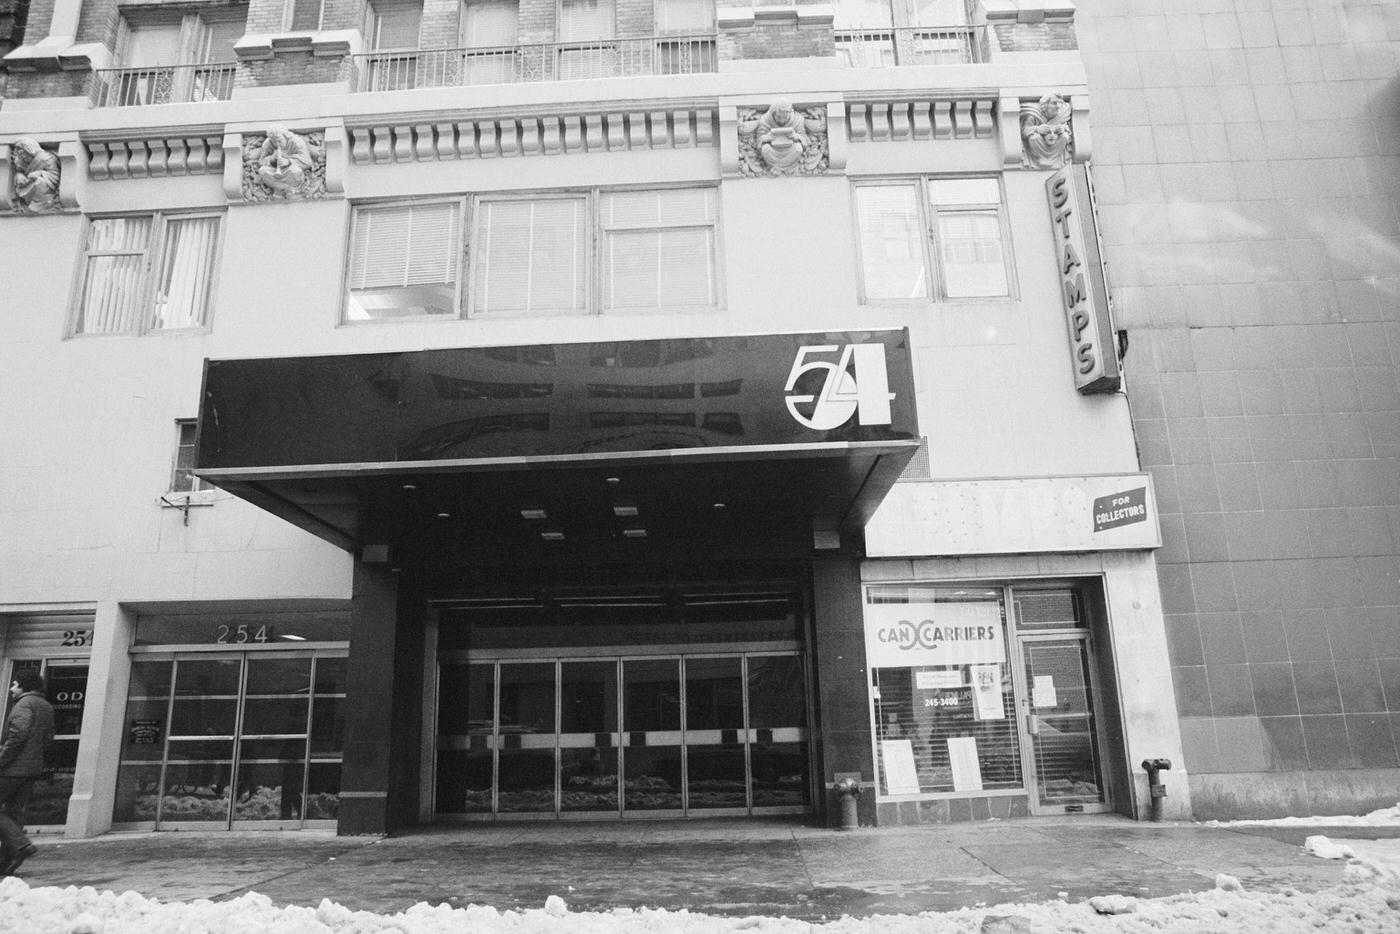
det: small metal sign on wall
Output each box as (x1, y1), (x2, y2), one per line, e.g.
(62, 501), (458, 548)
(1047, 165), (1120, 394)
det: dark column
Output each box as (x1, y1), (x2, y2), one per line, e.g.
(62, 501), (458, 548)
(811, 555), (876, 826)
(337, 561), (399, 835)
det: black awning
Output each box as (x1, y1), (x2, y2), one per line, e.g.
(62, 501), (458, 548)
(197, 331), (920, 564)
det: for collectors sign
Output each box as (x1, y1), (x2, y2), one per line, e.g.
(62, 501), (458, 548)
(863, 602), (1005, 669)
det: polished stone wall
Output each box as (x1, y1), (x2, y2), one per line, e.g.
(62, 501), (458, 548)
(1075, 0), (1400, 818)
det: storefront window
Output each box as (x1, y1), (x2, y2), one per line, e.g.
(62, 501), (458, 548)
(865, 585), (1022, 796)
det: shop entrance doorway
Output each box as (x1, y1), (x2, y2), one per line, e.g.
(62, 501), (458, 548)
(431, 587), (810, 820)
(868, 581), (1115, 817)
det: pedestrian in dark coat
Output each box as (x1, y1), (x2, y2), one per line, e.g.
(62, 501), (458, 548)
(0, 670), (56, 876)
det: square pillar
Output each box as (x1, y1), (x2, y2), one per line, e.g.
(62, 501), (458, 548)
(336, 561), (399, 834)
(811, 556), (876, 826)
(64, 601), (135, 838)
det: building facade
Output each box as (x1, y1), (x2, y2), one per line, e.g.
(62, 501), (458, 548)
(1, 0), (1193, 838)
(1071, 2), (1400, 819)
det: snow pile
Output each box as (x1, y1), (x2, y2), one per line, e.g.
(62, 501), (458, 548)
(1207, 802), (1400, 828)
(3, 864), (1400, 934)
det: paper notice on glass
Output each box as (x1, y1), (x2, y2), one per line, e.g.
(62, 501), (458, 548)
(880, 739), (921, 795)
(947, 736), (983, 792)
(917, 670), (963, 690)
(1033, 675), (1058, 708)
(971, 664), (1004, 720)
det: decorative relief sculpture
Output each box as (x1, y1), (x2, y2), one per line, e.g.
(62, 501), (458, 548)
(737, 101), (828, 177)
(10, 137), (61, 212)
(242, 126), (326, 201)
(1020, 94), (1073, 169)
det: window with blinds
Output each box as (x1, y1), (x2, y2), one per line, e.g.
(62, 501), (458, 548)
(852, 175), (1013, 303)
(601, 188), (718, 311)
(473, 197), (588, 316)
(72, 213), (222, 336)
(470, 188), (720, 318)
(346, 201), (461, 321)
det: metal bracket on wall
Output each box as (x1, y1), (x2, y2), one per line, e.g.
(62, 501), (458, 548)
(159, 496), (215, 526)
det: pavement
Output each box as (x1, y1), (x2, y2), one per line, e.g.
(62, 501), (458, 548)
(11, 816), (1396, 921)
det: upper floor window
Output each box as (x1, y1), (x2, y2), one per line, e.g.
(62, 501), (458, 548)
(104, 12), (243, 105)
(461, 0), (519, 83)
(654, 0), (714, 32)
(343, 188), (720, 323)
(853, 177), (1012, 303)
(71, 213), (222, 336)
(170, 420), (211, 494)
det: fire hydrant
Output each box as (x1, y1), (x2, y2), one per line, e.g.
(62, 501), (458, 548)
(835, 777), (861, 831)
(1142, 758), (1171, 822)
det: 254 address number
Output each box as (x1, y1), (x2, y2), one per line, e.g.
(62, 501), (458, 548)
(216, 624), (271, 644)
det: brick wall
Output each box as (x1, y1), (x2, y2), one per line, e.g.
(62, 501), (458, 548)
(243, 47), (344, 82)
(718, 23), (832, 61)
(517, 0), (552, 45)
(616, 0), (651, 38)
(6, 68), (90, 96)
(992, 21), (1076, 53)
(418, 0), (457, 49)
(75, 0), (119, 47)
(0, 0), (31, 50)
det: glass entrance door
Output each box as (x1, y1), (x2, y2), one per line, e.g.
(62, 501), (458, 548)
(1020, 636), (1107, 814)
(112, 651), (346, 829)
(2, 658), (89, 829)
(435, 651), (809, 819)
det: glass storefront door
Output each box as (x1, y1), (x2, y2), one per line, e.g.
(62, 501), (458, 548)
(112, 651), (346, 829)
(435, 651), (809, 819)
(1021, 636), (1105, 812)
(2, 658), (89, 830)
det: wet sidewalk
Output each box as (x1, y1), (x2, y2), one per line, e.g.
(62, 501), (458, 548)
(14, 816), (1381, 921)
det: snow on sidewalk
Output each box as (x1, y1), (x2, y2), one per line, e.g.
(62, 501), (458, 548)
(2, 840), (1399, 934)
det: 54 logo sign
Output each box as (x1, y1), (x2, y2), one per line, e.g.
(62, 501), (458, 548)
(784, 344), (895, 430)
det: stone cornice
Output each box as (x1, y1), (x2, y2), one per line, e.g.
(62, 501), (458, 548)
(846, 96), (999, 143)
(345, 108), (718, 164)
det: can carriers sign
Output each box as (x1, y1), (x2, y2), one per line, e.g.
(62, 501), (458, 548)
(863, 602), (1005, 669)
(1093, 487), (1147, 532)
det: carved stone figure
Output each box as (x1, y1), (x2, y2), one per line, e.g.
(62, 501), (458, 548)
(242, 126), (326, 201)
(738, 101), (829, 177)
(11, 137), (61, 212)
(1020, 94), (1073, 169)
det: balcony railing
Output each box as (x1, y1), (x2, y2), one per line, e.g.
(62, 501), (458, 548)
(91, 63), (238, 107)
(349, 35), (718, 91)
(834, 26), (985, 67)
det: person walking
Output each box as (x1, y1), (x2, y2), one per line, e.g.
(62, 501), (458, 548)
(0, 670), (56, 877)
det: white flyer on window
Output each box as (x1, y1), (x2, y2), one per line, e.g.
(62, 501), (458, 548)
(1033, 675), (1058, 708)
(971, 664), (1004, 720)
(916, 670), (963, 690)
(947, 737), (983, 792)
(880, 739), (921, 795)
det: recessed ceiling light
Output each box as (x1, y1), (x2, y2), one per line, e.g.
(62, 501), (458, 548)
(622, 528), (647, 538)
(541, 530), (565, 541)
(520, 508), (548, 520)
(437, 512), (451, 518)
(612, 504), (638, 517)
(713, 502), (726, 509)
(605, 476), (621, 484)
(402, 483), (417, 490)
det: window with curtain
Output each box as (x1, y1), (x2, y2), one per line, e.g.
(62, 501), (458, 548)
(853, 176), (1012, 303)
(557, 0), (616, 79)
(345, 200), (461, 321)
(72, 213), (222, 336)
